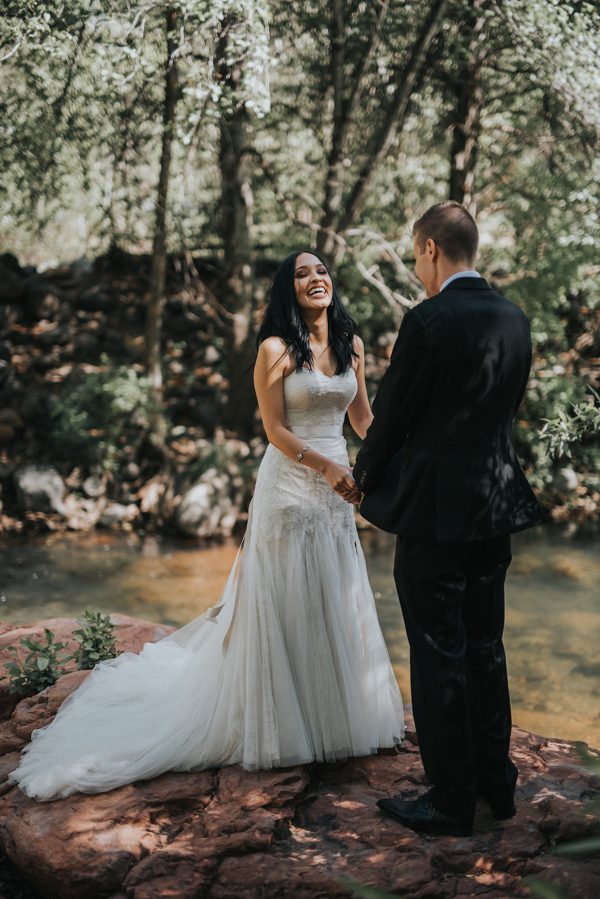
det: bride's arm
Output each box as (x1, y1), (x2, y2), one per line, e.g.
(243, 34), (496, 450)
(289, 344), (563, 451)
(254, 337), (355, 493)
(347, 336), (373, 440)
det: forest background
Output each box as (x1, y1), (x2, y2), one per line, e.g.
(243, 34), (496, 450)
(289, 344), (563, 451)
(0, 0), (598, 537)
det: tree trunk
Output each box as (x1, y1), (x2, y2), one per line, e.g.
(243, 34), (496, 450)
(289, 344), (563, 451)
(317, 0), (390, 260)
(318, 0), (449, 264)
(217, 18), (258, 437)
(448, 0), (487, 213)
(145, 7), (178, 442)
(317, 0), (347, 260)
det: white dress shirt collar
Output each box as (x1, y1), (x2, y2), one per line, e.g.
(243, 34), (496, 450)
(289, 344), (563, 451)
(439, 270), (481, 292)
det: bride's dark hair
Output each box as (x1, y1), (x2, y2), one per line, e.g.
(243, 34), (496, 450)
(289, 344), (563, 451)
(256, 249), (358, 373)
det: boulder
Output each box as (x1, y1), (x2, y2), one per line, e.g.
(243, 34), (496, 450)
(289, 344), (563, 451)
(23, 284), (61, 321)
(175, 468), (242, 538)
(0, 688), (597, 899)
(124, 462), (141, 482)
(82, 472), (106, 499)
(0, 409), (23, 445)
(204, 345), (220, 365)
(61, 494), (104, 531)
(17, 390), (50, 430)
(14, 465), (66, 514)
(72, 331), (100, 358)
(557, 466), (579, 492)
(76, 286), (114, 313)
(0, 410), (21, 429)
(98, 502), (140, 528)
(0, 344), (12, 392)
(33, 323), (72, 348)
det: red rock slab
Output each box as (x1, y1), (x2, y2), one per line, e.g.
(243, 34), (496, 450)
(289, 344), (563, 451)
(0, 669), (91, 754)
(0, 619), (598, 899)
(0, 770), (216, 899)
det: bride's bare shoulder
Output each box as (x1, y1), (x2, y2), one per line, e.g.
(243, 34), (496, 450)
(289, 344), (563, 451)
(258, 335), (287, 355)
(256, 337), (295, 377)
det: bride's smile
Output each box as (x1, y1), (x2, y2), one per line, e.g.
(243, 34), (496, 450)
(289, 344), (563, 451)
(294, 253), (333, 312)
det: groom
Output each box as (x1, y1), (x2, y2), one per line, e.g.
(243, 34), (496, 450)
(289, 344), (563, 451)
(350, 201), (542, 837)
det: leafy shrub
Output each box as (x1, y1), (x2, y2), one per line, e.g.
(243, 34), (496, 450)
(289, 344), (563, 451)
(72, 609), (117, 670)
(49, 354), (153, 471)
(1, 610), (120, 695)
(515, 367), (600, 495)
(540, 390), (600, 460)
(0, 629), (71, 696)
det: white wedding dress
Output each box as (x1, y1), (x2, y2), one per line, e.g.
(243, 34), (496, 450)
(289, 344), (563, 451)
(9, 366), (404, 800)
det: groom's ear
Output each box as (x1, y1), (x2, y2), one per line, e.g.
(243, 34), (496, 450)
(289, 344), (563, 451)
(425, 238), (438, 260)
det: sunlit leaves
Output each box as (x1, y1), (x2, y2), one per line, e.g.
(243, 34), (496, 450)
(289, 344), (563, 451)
(496, 0), (600, 131)
(0, 0), (269, 251)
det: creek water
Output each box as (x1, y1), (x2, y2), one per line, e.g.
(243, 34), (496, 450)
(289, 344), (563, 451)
(1, 524), (598, 747)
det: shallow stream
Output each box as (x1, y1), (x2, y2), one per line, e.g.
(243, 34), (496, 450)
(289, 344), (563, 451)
(1, 525), (598, 747)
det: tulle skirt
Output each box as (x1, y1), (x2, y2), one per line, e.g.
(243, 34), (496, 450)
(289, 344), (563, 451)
(9, 437), (404, 800)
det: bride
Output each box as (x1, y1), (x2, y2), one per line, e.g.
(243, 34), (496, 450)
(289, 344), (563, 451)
(9, 250), (404, 801)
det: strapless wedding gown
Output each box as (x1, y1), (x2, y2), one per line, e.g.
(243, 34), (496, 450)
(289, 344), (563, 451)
(9, 367), (404, 800)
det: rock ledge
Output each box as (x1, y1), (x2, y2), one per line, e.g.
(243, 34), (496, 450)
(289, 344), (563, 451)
(0, 616), (598, 899)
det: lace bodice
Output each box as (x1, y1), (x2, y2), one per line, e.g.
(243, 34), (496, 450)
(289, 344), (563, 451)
(283, 367), (357, 438)
(249, 366), (358, 542)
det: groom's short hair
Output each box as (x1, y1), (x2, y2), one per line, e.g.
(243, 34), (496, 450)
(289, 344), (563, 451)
(413, 202), (479, 264)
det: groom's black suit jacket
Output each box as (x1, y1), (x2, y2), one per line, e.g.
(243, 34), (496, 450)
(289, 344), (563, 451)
(353, 277), (543, 542)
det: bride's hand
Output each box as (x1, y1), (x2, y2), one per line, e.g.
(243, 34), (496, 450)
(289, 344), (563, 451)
(323, 461), (357, 497)
(345, 486), (362, 505)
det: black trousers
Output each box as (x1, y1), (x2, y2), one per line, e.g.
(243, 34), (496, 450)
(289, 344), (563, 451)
(394, 533), (518, 818)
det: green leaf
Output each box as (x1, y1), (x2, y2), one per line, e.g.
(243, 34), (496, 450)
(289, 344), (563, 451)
(36, 657), (49, 671)
(338, 878), (405, 899)
(524, 877), (571, 899)
(554, 835), (600, 856)
(573, 742), (600, 774)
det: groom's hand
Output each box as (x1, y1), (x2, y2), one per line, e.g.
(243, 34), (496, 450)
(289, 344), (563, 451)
(346, 486), (363, 505)
(339, 481), (361, 504)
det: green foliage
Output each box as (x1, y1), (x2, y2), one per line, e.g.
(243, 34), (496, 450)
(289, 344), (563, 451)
(0, 611), (120, 694)
(0, 0), (269, 255)
(539, 390), (600, 460)
(554, 835), (600, 856)
(0, 628), (71, 696)
(525, 881), (570, 899)
(339, 878), (405, 899)
(49, 355), (152, 471)
(514, 369), (600, 506)
(72, 609), (117, 670)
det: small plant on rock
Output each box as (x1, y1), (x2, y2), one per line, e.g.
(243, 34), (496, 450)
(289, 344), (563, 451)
(0, 628), (71, 696)
(72, 609), (117, 670)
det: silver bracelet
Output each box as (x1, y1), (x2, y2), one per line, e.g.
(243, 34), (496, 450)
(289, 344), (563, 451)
(296, 445), (310, 463)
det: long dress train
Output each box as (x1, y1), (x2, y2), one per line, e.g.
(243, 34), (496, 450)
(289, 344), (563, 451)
(9, 366), (404, 800)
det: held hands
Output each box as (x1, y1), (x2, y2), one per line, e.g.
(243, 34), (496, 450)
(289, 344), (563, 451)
(323, 461), (362, 505)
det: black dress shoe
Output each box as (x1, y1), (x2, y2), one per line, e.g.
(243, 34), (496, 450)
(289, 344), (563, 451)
(377, 793), (473, 837)
(479, 792), (516, 821)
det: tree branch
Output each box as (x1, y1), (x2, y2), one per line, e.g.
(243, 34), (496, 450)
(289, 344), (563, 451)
(336, 0), (449, 236)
